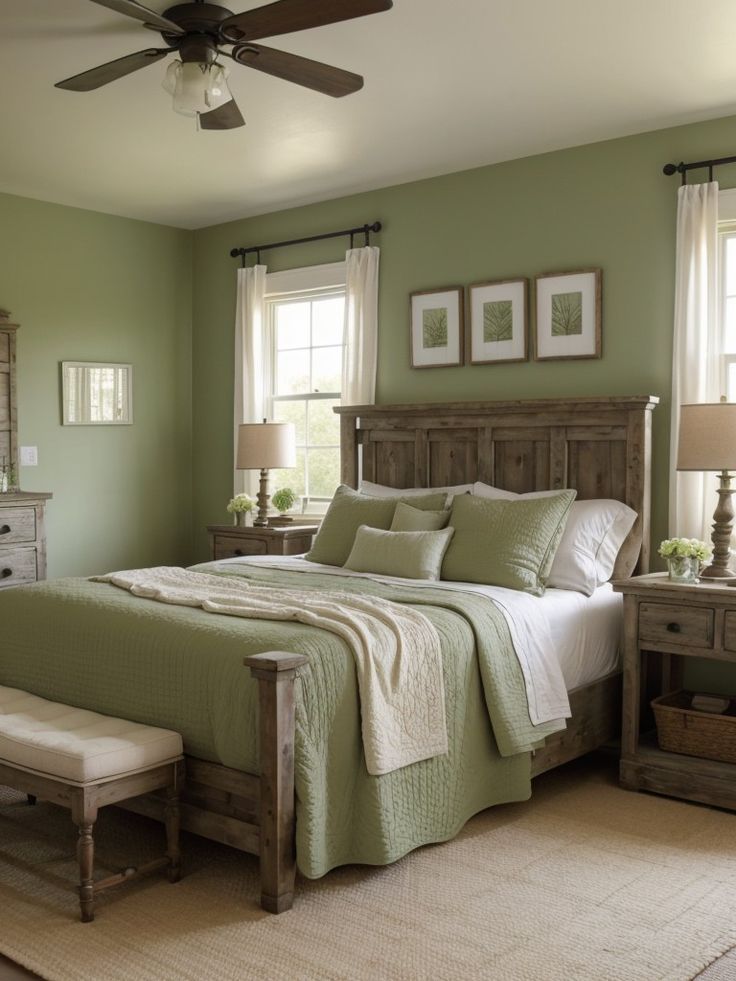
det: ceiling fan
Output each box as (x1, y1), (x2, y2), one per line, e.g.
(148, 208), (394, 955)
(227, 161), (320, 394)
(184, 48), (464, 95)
(55, 0), (393, 130)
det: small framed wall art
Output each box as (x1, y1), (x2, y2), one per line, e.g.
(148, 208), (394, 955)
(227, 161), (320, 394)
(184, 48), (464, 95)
(534, 268), (602, 361)
(410, 287), (464, 368)
(468, 277), (528, 364)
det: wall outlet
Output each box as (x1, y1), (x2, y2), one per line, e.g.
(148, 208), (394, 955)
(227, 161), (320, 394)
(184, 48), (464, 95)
(20, 446), (38, 467)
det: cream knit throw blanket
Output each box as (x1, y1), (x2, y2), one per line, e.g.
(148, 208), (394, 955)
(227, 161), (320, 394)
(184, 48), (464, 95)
(94, 567), (448, 775)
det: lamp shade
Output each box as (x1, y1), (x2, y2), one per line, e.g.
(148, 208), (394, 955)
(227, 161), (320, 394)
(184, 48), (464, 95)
(236, 422), (296, 471)
(677, 403), (736, 471)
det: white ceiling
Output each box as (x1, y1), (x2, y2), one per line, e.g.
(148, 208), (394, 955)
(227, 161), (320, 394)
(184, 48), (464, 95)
(3, 0), (736, 229)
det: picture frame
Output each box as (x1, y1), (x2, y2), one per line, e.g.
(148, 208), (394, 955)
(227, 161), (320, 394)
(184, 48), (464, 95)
(534, 268), (602, 361)
(410, 287), (464, 368)
(468, 278), (528, 364)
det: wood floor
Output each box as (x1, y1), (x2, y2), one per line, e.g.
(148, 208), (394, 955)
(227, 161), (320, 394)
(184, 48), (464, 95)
(0, 956), (38, 980)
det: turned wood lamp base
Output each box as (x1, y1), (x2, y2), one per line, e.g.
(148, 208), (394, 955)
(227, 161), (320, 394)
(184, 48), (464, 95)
(253, 469), (271, 528)
(699, 470), (736, 580)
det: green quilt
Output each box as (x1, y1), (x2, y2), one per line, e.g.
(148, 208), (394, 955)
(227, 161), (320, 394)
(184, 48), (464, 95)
(0, 563), (558, 878)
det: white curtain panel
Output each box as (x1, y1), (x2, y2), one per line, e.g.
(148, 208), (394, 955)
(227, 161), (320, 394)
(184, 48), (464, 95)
(669, 181), (721, 539)
(233, 264), (268, 497)
(342, 246), (380, 405)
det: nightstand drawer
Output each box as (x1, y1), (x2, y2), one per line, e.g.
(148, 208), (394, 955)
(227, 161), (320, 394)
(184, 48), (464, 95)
(638, 602), (714, 649)
(213, 536), (267, 560)
(722, 612), (736, 652)
(0, 507), (36, 544)
(0, 547), (37, 588)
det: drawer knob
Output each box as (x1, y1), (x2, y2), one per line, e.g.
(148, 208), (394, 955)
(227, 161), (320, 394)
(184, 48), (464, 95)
(666, 622), (681, 633)
(0, 525), (9, 536)
(1, 568), (12, 579)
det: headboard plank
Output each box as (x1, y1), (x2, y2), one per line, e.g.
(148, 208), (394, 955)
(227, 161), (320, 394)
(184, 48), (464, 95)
(335, 396), (658, 576)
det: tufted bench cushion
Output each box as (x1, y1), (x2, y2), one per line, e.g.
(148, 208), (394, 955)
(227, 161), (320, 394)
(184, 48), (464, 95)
(0, 685), (183, 785)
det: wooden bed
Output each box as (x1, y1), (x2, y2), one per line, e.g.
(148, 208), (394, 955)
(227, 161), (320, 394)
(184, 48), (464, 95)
(124, 394), (658, 914)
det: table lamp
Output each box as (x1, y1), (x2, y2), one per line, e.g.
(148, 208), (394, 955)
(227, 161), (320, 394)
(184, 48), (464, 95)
(677, 402), (736, 579)
(236, 420), (296, 527)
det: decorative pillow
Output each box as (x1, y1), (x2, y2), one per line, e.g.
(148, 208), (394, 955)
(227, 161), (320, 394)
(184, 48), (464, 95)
(360, 480), (473, 500)
(472, 482), (637, 594)
(390, 502), (450, 532)
(344, 526), (455, 581)
(441, 491), (576, 594)
(306, 485), (448, 567)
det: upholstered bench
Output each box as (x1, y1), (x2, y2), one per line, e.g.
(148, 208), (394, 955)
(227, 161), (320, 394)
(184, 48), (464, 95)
(0, 685), (184, 922)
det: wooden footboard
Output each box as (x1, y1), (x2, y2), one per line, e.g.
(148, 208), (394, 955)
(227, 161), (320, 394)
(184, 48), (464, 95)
(122, 651), (306, 915)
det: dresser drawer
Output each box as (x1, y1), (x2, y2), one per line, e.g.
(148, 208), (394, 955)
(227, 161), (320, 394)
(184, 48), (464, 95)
(638, 602), (715, 649)
(213, 536), (267, 560)
(0, 507), (36, 544)
(0, 547), (37, 588)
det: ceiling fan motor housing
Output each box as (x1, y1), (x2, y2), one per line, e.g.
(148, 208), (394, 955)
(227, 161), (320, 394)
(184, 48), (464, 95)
(160, 3), (234, 41)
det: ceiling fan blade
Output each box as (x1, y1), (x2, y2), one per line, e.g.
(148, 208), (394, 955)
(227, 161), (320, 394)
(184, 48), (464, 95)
(200, 99), (246, 130)
(55, 48), (171, 91)
(87, 0), (185, 34)
(231, 44), (363, 97)
(221, 0), (392, 43)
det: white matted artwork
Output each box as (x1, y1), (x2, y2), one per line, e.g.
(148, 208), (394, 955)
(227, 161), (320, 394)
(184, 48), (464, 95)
(534, 269), (602, 361)
(469, 278), (528, 364)
(410, 287), (464, 368)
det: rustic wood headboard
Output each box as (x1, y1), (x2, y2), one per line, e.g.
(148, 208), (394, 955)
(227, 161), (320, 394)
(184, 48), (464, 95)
(335, 395), (659, 576)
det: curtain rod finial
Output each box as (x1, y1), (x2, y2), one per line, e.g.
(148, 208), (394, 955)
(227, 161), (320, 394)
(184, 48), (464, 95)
(663, 163), (679, 176)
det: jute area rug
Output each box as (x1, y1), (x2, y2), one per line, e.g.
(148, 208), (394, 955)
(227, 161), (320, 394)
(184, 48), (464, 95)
(1, 758), (735, 981)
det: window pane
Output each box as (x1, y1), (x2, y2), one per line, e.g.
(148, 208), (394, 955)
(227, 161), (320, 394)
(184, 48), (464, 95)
(277, 349), (310, 395)
(271, 448), (305, 500)
(311, 346), (342, 393)
(308, 398), (340, 446)
(308, 448), (340, 498)
(729, 362), (736, 402)
(727, 237), (736, 296)
(312, 296), (345, 347)
(725, 297), (736, 353)
(276, 302), (310, 350)
(272, 399), (307, 445)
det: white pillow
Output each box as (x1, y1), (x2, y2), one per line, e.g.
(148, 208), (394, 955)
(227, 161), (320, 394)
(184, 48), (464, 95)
(360, 480), (473, 499)
(472, 482), (637, 595)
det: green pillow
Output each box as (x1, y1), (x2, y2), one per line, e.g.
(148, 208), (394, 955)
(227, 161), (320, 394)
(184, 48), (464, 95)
(390, 502), (450, 532)
(344, 525), (455, 580)
(441, 491), (576, 594)
(306, 485), (448, 567)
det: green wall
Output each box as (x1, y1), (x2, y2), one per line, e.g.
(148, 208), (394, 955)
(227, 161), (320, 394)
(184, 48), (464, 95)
(0, 192), (192, 577)
(192, 113), (736, 565)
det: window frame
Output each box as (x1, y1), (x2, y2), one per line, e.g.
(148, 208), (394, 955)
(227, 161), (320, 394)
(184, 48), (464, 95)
(264, 263), (346, 511)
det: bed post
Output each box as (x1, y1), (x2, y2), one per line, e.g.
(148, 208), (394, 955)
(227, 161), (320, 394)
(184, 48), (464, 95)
(244, 651), (308, 913)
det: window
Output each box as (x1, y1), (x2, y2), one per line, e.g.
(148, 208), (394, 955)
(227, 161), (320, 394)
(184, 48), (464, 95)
(266, 275), (345, 511)
(719, 225), (736, 401)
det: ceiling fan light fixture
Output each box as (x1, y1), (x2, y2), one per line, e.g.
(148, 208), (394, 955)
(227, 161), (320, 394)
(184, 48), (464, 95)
(162, 60), (231, 117)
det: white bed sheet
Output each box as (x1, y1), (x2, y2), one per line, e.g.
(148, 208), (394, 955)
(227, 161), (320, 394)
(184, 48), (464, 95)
(211, 555), (622, 730)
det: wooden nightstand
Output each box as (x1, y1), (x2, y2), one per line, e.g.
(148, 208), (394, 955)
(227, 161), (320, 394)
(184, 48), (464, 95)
(207, 524), (318, 561)
(614, 572), (736, 811)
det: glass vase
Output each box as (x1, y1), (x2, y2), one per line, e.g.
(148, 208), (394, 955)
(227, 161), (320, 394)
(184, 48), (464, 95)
(234, 512), (248, 527)
(667, 555), (700, 584)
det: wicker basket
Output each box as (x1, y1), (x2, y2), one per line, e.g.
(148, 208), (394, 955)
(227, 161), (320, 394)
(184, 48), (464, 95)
(652, 690), (736, 764)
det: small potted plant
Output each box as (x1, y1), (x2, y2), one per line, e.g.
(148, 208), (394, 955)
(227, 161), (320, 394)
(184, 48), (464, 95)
(658, 537), (711, 584)
(271, 486), (298, 525)
(226, 493), (255, 527)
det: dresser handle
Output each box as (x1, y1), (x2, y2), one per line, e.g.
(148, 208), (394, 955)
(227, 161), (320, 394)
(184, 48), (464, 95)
(0, 525), (10, 535)
(666, 622), (681, 633)
(1, 568), (12, 579)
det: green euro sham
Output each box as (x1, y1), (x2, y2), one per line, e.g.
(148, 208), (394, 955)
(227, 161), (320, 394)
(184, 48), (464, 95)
(441, 490), (576, 594)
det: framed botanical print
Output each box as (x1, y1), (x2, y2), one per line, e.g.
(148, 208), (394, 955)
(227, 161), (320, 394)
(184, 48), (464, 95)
(468, 278), (528, 364)
(410, 287), (464, 368)
(534, 268), (602, 360)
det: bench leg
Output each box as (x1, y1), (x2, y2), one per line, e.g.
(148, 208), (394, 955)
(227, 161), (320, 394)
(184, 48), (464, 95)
(27, 794), (36, 806)
(72, 794), (98, 923)
(164, 787), (181, 884)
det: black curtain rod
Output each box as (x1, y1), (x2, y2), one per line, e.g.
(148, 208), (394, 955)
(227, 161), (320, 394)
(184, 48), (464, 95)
(662, 154), (736, 185)
(230, 221), (382, 267)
